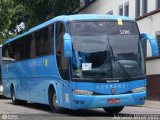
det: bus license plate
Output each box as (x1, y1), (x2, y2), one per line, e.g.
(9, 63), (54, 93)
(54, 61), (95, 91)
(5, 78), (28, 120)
(107, 98), (120, 104)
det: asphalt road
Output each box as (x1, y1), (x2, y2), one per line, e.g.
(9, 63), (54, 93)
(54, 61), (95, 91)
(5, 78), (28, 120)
(0, 96), (160, 120)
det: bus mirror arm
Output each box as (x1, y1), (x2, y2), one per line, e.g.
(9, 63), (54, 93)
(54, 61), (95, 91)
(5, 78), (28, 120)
(140, 33), (159, 57)
(63, 33), (73, 58)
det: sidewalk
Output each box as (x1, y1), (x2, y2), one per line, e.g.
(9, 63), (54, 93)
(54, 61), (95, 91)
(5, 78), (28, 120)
(140, 100), (160, 109)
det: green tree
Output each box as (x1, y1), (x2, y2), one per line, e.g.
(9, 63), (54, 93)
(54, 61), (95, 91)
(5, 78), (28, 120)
(0, 0), (10, 32)
(8, 3), (28, 34)
(0, 0), (11, 43)
(0, 0), (80, 43)
(0, 0), (27, 43)
(14, 0), (80, 29)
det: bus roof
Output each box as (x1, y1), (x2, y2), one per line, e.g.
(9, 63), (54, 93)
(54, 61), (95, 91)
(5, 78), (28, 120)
(66, 14), (133, 21)
(3, 14), (134, 45)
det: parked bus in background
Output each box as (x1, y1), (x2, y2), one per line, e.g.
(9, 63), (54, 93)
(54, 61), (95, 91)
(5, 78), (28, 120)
(0, 45), (2, 95)
(2, 14), (158, 114)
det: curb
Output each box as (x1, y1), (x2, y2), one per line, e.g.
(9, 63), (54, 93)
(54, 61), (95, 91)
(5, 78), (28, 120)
(140, 100), (160, 109)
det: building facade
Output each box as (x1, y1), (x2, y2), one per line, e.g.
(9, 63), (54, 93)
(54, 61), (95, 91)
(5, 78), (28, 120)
(78, 0), (160, 100)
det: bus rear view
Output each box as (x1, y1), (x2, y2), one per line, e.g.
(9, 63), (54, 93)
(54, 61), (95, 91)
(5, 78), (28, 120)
(67, 17), (146, 113)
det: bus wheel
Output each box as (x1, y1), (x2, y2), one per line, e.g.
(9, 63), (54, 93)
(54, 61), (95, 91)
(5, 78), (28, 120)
(103, 106), (124, 114)
(11, 87), (19, 105)
(49, 88), (62, 112)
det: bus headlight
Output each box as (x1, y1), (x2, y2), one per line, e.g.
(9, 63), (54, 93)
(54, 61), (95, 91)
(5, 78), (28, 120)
(131, 87), (146, 93)
(73, 90), (93, 95)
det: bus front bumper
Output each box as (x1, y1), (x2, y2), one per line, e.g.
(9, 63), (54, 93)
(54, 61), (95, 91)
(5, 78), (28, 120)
(71, 92), (146, 110)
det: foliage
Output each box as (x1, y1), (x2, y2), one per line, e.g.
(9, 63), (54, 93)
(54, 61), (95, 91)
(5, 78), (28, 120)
(14, 0), (80, 29)
(0, 0), (9, 43)
(0, 0), (10, 32)
(0, 0), (80, 43)
(0, 0), (27, 43)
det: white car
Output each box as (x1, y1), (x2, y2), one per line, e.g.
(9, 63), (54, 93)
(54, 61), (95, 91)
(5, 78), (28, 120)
(0, 85), (3, 95)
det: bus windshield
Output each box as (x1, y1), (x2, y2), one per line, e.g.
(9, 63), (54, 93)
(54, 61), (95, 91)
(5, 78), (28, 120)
(68, 21), (145, 81)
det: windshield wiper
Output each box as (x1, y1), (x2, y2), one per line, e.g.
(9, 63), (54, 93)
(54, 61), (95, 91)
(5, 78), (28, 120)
(97, 46), (132, 79)
(110, 47), (132, 79)
(97, 46), (112, 78)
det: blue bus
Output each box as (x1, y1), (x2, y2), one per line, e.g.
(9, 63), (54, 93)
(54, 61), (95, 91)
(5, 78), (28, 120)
(2, 14), (158, 114)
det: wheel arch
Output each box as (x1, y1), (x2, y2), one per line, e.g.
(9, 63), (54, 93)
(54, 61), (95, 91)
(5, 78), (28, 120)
(10, 83), (14, 96)
(48, 83), (58, 104)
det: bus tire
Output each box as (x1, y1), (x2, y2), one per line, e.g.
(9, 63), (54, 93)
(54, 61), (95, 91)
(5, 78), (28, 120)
(103, 106), (124, 114)
(49, 88), (62, 113)
(11, 86), (19, 105)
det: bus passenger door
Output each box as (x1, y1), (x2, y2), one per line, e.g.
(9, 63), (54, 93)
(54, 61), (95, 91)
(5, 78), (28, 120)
(56, 22), (72, 108)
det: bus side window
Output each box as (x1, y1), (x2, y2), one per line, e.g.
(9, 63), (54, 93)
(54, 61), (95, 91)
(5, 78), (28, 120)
(44, 25), (54, 54)
(30, 33), (36, 58)
(14, 40), (25, 61)
(24, 35), (31, 59)
(56, 22), (69, 80)
(31, 24), (54, 58)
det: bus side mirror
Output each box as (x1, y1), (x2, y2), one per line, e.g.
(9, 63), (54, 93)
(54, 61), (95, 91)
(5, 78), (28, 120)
(63, 33), (72, 57)
(140, 33), (159, 57)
